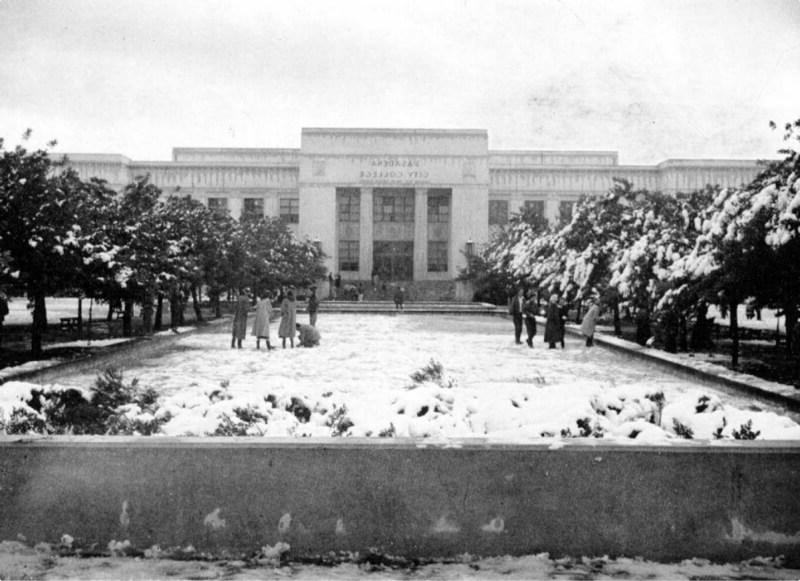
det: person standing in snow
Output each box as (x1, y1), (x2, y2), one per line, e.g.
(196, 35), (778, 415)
(544, 294), (561, 349)
(558, 296), (568, 348)
(522, 289), (538, 348)
(580, 299), (601, 347)
(231, 288), (251, 349)
(307, 285), (319, 327)
(508, 287), (525, 344)
(278, 288), (297, 348)
(251, 290), (274, 350)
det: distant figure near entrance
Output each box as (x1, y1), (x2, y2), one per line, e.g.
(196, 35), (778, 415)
(307, 286), (319, 327)
(394, 286), (405, 311)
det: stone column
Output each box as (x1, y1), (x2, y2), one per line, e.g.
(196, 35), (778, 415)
(545, 193), (559, 225)
(359, 187), (373, 280)
(228, 195), (243, 221)
(413, 188), (428, 281)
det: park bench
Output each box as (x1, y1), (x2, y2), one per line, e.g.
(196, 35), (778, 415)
(59, 317), (81, 331)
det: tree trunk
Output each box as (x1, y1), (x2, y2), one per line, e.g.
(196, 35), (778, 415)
(210, 291), (222, 318)
(729, 297), (739, 369)
(635, 309), (651, 346)
(141, 293), (154, 335)
(30, 291), (47, 356)
(191, 285), (203, 322)
(122, 299), (133, 337)
(678, 314), (688, 352)
(613, 301), (622, 336)
(88, 298), (93, 344)
(77, 297), (83, 339)
(574, 298), (583, 324)
(170, 289), (181, 330)
(784, 302), (797, 357)
(154, 295), (164, 331)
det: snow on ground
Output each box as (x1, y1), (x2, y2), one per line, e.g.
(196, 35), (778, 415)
(1, 540), (798, 580)
(2, 314), (798, 441)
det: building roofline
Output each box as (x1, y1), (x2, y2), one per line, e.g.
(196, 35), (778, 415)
(489, 149), (619, 156)
(302, 127), (488, 136)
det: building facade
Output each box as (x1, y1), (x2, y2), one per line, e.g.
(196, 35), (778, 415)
(64, 128), (761, 284)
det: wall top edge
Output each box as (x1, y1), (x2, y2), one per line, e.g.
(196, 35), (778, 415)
(1, 436), (798, 452)
(51, 153), (132, 164)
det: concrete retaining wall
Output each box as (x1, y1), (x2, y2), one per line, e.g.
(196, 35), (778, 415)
(2, 437), (800, 564)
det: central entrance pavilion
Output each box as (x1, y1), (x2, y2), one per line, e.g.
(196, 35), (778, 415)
(299, 128), (489, 286)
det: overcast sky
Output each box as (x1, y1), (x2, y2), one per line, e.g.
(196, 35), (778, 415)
(1, 0), (798, 165)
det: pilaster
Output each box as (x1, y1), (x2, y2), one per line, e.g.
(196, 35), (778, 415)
(413, 188), (428, 280)
(359, 188), (374, 279)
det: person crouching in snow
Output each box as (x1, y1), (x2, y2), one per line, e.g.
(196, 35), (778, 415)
(581, 299), (601, 347)
(252, 290), (274, 350)
(296, 323), (321, 347)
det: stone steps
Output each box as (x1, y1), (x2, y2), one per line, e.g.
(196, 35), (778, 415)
(309, 301), (500, 314)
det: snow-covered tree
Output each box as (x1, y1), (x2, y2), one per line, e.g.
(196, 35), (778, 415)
(667, 120), (800, 366)
(0, 133), (116, 354)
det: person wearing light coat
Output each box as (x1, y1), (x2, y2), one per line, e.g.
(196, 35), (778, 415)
(251, 291), (274, 350)
(278, 289), (297, 348)
(580, 301), (601, 347)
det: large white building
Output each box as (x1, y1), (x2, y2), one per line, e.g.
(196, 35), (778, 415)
(64, 128), (760, 291)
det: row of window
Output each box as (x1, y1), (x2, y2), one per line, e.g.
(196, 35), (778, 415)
(206, 195), (575, 226)
(336, 188), (452, 224)
(338, 241), (448, 273)
(207, 197), (299, 223)
(488, 200), (575, 225)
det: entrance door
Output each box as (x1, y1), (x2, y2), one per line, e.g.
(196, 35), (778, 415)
(373, 241), (414, 281)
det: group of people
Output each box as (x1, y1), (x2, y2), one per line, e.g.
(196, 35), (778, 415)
(508, 289), (601, 349)
(231, 285), (321, 350)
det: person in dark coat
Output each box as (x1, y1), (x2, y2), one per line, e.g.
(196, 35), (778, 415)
(522, 289), (538, 347)
(278, 289), (297, 348)
(508, 287), (525, 344)
(307, 286), (319, 327)
(231, 288), (251, 349)
(544, 294), (561, 349)
(558, 297), (568, 349)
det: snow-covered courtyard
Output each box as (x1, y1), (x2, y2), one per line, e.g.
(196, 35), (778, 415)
(4, 313), (799, 441)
